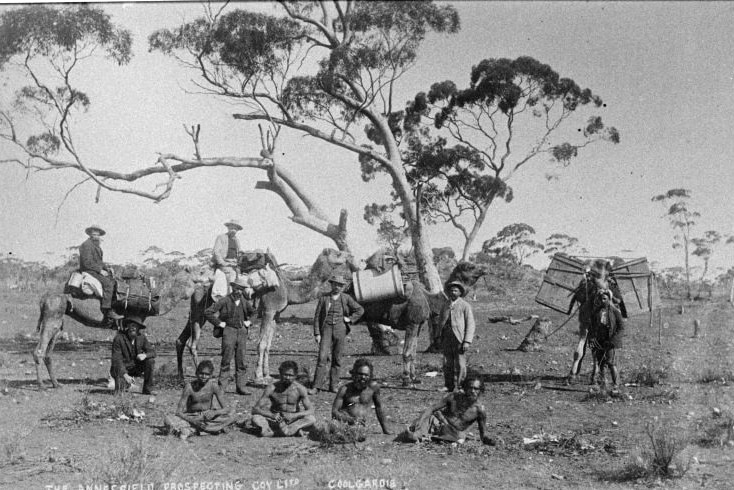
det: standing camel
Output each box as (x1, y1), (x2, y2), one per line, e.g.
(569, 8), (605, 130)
(176, 248), (353, 383)
(358, 261), (488, 386)
(34, 293), (109, 389)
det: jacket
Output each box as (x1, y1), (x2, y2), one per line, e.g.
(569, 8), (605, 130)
(589, 303), (625, 348)
(447, 297), (476, 344)
(204, 295), (253, 329)
(111, 332), (156, 373)
(212, 233), (241, 269)
(313, 292), (364, 337)
(79, 238), (105, 274)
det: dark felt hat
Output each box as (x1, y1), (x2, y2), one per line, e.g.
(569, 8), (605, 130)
(122, 314), (146, 330)
(328, 274), (348, 285)
(85, 225), (106, 236)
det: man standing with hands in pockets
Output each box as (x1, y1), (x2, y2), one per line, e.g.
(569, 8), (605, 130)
(205, 276), (254, 395)
(310, 274), (364, 394)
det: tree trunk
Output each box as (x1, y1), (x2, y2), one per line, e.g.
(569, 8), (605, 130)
(684, 237), (691, 300)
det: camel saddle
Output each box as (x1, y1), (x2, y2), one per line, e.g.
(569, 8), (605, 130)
(65, 271), (104, 299)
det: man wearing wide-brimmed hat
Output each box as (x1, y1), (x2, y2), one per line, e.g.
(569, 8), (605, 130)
(111, 314), (156, 395)
(440, 281), (476, 393)
(79, 225), (122, 327)
(310, 273), (364, 394)
(204, 275), (255, 395)
(211, 220), (243, 301)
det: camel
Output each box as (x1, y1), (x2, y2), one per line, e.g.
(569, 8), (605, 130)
(34, 294), (106, 389)
(357, 261), (488, 385)
(34, 279), (172, 390)
(175, 248), (353, 383)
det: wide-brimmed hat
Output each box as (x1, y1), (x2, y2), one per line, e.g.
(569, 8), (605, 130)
(224, 219), (243, 231)
(328, 274), (348, 285)
(445, 281), (466, 296)
(122, 314), (146, 330)
(85, 225), (106, 236)
(230, 276), (250, 289)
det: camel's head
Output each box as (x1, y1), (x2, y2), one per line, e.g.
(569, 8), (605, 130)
(446, 261), (488, 288)
(311, 248), (355, 281)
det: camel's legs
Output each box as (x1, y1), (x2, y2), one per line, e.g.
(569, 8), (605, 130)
(402, 323), (421, 386)
(34, 313), (62, 390)
(176, 320), (201, 379)
(255, 310), (277, 384)
(34, 319), (62, 390)
(569, 332), (588, 379)
(45, 328), (62, 388)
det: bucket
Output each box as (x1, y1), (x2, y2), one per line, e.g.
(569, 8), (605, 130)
(352, 265), (404, 303)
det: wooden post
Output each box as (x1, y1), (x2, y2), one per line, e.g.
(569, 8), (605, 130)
(693, 318), (701, 338)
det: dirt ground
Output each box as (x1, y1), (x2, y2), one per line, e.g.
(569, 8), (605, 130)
(1, 289), (733, 490)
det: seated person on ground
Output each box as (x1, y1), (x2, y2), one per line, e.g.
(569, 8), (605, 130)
(111, 314), (156, 395)
(251, 361), (316, 437)
(164, 360), (236, 440)
(331, 358), (392, 435)
(403, 377), (495, 445)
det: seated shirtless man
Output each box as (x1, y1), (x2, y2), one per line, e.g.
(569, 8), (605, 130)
(331, 358), (392, 435)
(164, 360), (236, 440)
(251, 361), (316, 437)
(403, 376), (495, 445)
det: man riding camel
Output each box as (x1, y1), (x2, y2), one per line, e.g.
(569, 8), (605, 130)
(211, 220), (243, 301)
(79, 225), (122, 327)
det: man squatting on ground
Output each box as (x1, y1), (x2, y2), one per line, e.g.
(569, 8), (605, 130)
(311, 274), (364, 393)
(204, 276), (254, 395)
(110, 314), (156, 395)
(441, 281), (476, 392)
(403, 377), (495, 445)
(331, 358), (392, 434)
(164, 360), (236, 440)
(251, 361), (316, 437)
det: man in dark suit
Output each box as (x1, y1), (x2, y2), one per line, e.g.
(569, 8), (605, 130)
(79, 225), (121, 327)
(204, 276), (255, 395)
(111, 314), (156, 395)
(310, 274), (364, 394)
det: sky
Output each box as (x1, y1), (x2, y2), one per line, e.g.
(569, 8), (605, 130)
(1, 1), (733, 277)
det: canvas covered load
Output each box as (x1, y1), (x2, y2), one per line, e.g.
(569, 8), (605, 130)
(114, 276), (161, 316)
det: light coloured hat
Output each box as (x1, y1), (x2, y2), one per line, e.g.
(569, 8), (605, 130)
(230, 276), (250, 289)
(445, 281), (466, 296)
(85, 225), (106, 236)
(224, 219), (243, 231)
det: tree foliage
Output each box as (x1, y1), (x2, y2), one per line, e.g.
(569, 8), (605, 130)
(148, 1), (461, 289)
(544, 233), (588, 258)
(362, 55), (619, 260)
(481, 222), (544, 266)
